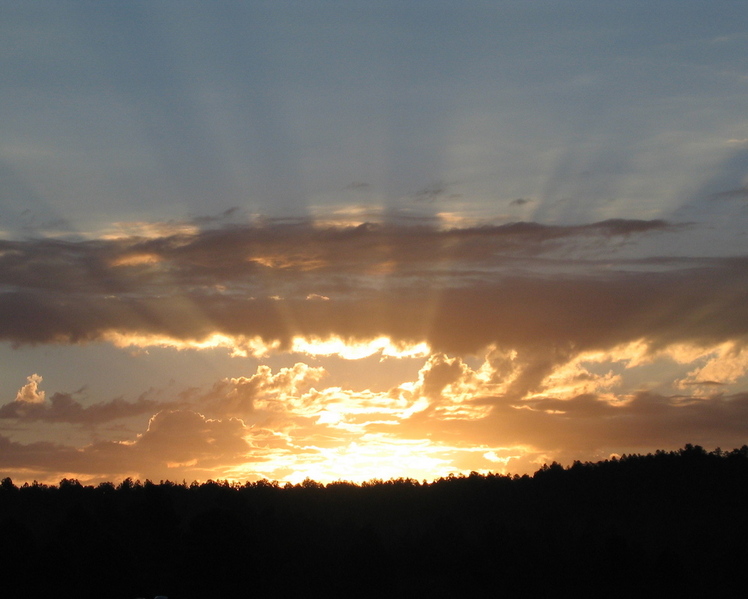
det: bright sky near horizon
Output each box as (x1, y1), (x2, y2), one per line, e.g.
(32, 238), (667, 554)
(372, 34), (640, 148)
(2, 1), (748, 485)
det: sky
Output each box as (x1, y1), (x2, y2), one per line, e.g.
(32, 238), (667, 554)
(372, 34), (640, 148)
(1, 1), (748, 485)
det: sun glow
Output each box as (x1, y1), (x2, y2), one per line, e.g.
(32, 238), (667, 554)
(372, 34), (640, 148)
(291, 335), (431, 360)
(109, 252), (163, 267)
(281, 437), (454, 485)
(248, 254), (328, 270)
(225, 437), (544, 485)
(101, 331), (280, 357)
(100, 330), (431, 361)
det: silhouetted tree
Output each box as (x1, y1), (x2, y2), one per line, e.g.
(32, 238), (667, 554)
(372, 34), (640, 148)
(0, 445), (747, 597)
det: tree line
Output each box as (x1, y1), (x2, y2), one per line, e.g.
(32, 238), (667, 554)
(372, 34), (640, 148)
(1, 444), (747, 598)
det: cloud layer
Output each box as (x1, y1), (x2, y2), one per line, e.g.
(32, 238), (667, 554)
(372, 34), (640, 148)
(1, 217), (747, 483)
(0, 219), (733, 356)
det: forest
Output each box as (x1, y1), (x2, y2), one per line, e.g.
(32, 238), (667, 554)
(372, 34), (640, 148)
(1, 444), (746, 598)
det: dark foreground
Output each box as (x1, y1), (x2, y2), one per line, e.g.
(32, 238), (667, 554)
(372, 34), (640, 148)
(1, 444), (747, 598)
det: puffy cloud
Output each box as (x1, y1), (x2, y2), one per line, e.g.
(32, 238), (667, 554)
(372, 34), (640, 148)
(197, 363), (327, 417)
(14, 374), (45, 404)
(2, 355), (748, 484)
(415, 354), (478, 400)
(402, 354), (493, 420)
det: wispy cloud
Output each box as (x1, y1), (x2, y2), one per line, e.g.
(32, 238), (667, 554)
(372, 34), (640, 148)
(710, 187), (748, 201)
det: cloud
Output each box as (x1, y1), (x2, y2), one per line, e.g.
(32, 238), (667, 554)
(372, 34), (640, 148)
(0, 219), (688, 339)
(675, 342), (748, 390)
(402, 386), (748, 461)
(693, 147), (748, 204)
(0, 218), (674, 299)
(0, 219), (744, 403)
(14, 374), (45, 404)
(710, 187), (748, 201)
(415, 354), (477, 400)
(134, 410), (250, 467)
(2, 350), (748, 484)
(0, 391), (165, 424)
(0, 408), (256, 483)
(1, 261), (746, 367)
(0, 216), (747, 483)
(411, 182), (448, 202)
(0, 375), (171, 424)
(404, 354), (493, 420)
(0, 434), (88, 475)
(196, 363), (327, 418)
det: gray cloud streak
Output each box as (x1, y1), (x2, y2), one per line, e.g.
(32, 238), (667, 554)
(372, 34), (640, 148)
(0, 391), (169, 424)
(0, 221), (741, 362)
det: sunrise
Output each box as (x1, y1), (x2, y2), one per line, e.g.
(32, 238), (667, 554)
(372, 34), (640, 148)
(2, 3), (748, 594)
(2, 0), (748, 487)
